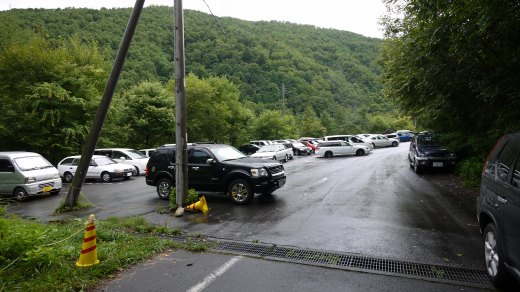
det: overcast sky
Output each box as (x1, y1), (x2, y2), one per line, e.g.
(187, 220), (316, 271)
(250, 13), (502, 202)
(0, 0), (386, 38)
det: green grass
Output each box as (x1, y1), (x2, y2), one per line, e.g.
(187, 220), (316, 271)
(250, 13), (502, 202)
(0, 208), (207, 291)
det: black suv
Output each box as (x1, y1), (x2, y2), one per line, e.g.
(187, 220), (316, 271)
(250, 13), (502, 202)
(477, 132), (520, 288)
(145, 144), (286, 204)
(408, 134), (457, 173)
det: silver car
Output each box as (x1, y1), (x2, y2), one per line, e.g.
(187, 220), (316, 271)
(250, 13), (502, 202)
(0, 152), (62, 201)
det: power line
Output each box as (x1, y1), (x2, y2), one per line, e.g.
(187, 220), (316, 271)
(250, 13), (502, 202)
(201, 0), (227, 35)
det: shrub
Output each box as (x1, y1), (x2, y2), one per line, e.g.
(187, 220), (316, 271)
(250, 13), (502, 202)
(169, 187), (200, 210)
(457, 157), (484, 188)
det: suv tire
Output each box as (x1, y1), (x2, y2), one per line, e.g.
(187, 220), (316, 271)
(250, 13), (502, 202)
(228, 179), (253, 205)
(483, 223), (512, 288)
(64, 172), (73, 183)
(14, 187), (27, 201)
(101, 171), (112, 183)
(356, 149), (365, 156)
(392, 141), (398, 147)
(157, 178), (172, 200)
(413, 158), (421, 174)
(324, 151), (333, 158)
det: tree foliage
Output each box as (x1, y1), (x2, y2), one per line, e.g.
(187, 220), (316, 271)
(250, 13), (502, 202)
(0, 35), (107, 163)
(381, 0), (520, 156)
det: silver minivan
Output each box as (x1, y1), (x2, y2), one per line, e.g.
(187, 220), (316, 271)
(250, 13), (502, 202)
(0, 152), (62, 201)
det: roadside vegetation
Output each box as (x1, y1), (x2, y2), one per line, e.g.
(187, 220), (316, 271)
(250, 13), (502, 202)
(0, 206), (208, 291)
(381, 0), (520, 186)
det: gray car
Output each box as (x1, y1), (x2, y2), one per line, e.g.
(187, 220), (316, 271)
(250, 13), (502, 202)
(477, 132), (520, 288)
(0, 152), (62, 201)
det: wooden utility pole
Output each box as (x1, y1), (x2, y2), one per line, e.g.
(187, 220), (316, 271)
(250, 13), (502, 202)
(174, 0), (188, 217)
(64, 0), (144, 208)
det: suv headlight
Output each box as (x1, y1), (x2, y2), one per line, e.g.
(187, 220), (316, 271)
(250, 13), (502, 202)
(251, 168), (268, 177)
(449, 152), (456, 158)
(417, 152), (426, 157)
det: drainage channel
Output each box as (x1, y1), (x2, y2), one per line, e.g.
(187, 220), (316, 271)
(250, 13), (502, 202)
(171, 235), (491, 288)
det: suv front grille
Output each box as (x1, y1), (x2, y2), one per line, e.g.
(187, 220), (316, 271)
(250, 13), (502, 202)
(269, 165), (284, 175)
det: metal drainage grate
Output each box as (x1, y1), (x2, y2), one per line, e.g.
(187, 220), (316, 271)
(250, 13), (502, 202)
(171, 236), (489, 286)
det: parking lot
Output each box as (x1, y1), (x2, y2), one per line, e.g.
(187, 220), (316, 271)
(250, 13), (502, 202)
(7, 142), (483, 270)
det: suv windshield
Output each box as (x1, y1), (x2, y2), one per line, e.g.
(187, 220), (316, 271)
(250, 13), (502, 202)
(211, 146), (246, 161)
(14, 156), (53, 171)
(125, 149), (147, 159)
(417, 136), (440, 146)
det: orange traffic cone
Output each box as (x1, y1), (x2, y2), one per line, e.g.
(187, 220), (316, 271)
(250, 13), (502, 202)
(76, 214), (100, 267)
(185, 196), (209, 213)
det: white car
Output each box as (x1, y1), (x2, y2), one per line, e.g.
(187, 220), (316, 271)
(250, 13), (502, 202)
(94, 148), (149, 176)
(57, 155), (134, 183)
(250, 144), (291, 162)
(139, 148), (156, 158)
(316, 141), (370, 158)
(367, 134), (400, 148)
(322, 135), (374, 150)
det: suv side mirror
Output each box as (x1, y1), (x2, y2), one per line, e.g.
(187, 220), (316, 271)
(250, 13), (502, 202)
(206, 158), (215, 165)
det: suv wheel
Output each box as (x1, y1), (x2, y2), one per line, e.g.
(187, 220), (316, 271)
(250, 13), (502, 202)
(101, 171), (112, 183)
(356, 149), (365, 156)
(413, 158), (421, 173)
(392, 141), (398, 147)
(64, 172), (73, 183)
(284, 154), (289, 162)
(228, 179), (253, 205)
(324, 151), (333, 158)
(483, 223), (511, 288)
(14, 187), (28, 201)
(157, 178), (172, 200)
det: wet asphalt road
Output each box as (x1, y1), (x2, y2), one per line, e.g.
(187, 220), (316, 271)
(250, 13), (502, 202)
(6, 142), (483, 270)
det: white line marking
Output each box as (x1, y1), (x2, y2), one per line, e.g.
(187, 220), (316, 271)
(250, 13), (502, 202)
(187, 256), (242, 292)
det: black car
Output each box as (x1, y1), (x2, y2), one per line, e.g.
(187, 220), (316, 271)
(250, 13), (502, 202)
(238, 144), (261, 156)
(477, 132), (520, 288)
(145, 144), (286, 204)
(290, 142), (312, 155)
(408, 134), (457, 173)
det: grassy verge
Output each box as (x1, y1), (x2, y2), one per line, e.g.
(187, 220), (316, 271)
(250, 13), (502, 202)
(0, 207), (208, 291)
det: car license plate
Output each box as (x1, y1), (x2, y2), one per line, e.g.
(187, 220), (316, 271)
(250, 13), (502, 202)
(126, 172), (132, 177)
(42, 186), (53, 192)
(433, 162), (444, 167)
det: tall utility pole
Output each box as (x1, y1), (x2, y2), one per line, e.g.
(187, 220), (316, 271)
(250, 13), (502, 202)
(174, 0), (188, 216)
(64, 0), (144, 208)
(281, 82), (286, 115)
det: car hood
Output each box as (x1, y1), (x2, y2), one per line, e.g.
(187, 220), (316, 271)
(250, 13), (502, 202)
(417, 145), (452, 156)
(22, 167), (60, 181)
(223, 157), (281, 168)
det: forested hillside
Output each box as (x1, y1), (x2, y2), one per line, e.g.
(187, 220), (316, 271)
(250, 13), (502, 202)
(0, 6), (411, 163)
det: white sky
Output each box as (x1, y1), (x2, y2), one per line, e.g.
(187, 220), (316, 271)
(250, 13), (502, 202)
(0, 0), (386, 38)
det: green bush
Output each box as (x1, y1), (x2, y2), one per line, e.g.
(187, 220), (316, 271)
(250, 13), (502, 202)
(169, 187), (200, 210)
(457, 157), (484, 188)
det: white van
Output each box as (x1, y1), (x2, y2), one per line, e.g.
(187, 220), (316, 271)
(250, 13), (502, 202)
(0, 152), (62, 201)
(322, 135), (374, 150)
(94, 148), (149, 176)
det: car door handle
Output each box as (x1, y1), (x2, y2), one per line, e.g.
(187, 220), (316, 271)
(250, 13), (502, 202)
(192, 167), (199, 170)
(497, 196), (508, 204)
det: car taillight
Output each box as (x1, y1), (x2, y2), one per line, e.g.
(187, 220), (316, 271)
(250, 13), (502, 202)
(482, 135), (505, 177)
(145, 166), (149, 176)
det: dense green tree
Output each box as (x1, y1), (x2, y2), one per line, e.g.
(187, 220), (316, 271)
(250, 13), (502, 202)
(252, 110), (299, 140)
(119, 81), (175, 149)
(0, 35), (107, 163)
(381, 0), (520, 156)
(299, 107), (326, 138)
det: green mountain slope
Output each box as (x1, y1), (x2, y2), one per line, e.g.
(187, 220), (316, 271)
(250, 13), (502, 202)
(1, 6), (388, 115)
